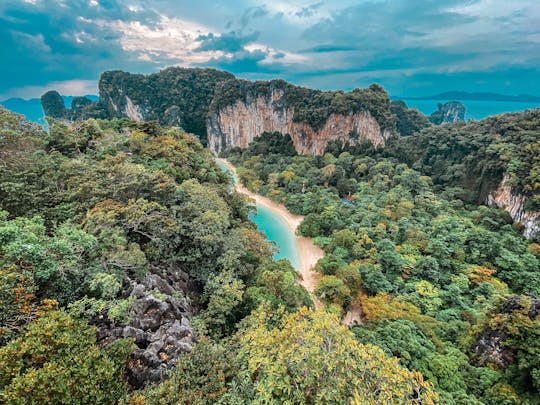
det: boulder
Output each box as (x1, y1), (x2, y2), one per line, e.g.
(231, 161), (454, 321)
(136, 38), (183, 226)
(94, 268), (196, 388)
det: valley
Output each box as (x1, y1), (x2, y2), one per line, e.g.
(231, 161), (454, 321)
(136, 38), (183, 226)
(217, 158), (324, 307)
(1, 68), (539, 404)
(2, 1), (539, 403)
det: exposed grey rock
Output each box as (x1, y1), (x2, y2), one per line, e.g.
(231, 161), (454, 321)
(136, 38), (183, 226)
(94, 269), (196, 388)
(163, 105), (183, 127)
(473, 328), (513, 368)
(472, 296), (540, 368)
(132, 283), (146, 298)
(487, 174), (540, 238)
(429, 101), (466, 124)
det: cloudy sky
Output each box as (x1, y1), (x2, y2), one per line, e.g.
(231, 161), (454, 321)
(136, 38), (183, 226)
(1, 0), (539, 99)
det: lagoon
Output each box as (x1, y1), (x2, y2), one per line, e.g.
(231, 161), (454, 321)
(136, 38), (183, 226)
(215, 159), (301, 270)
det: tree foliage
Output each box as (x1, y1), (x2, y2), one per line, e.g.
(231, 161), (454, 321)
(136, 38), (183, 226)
(236, 306), (437, 404)
(0, 310), (132, 404)
(225, 116), (540, 402)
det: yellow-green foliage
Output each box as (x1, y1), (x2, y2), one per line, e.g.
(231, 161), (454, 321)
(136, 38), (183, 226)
(238, 306), (438, 404)
(0, 310), (132, 404)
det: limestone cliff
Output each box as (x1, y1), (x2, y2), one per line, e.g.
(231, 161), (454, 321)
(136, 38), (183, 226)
(487, 174), (540, 238)
(208, 84), (395, 155)
(41, 68), (402, 151)
(97, 67), (235, 141)
(429, 101), (466, 124)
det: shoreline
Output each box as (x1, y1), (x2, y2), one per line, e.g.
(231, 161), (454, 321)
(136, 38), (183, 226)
(217, 158), (324, 307)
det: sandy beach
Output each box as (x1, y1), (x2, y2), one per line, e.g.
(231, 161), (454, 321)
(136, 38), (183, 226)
(217, 158), (324, 307)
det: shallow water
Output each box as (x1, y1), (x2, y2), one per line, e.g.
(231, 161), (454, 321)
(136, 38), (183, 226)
(248, 203), (301, 269)
(216, 159), (301, 269)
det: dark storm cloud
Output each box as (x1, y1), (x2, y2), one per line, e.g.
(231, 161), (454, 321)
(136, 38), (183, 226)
(0, 0), (161, 97)
(1, 0), (539, 99)
(197, 31), (260, 53)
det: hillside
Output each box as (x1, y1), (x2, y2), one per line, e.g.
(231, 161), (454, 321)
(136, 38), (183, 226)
(385, 109), (540, 236)
(0, 106), (438, 403)
(38, 68), (539, 236)
(41, 68), (235, 143)
(207, 79), (402, 154)
(41, 68), (432, 151)
(225, 127), (540, 403)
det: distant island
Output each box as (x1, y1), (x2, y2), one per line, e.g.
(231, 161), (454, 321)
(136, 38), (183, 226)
(0, 95), (98, 123)
(407, 91), (540, 102)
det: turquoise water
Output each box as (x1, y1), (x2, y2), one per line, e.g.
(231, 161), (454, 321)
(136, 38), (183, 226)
(402, 99), (540, 120)
(216, 160), (301, 269)
(248, 204), (301, 269)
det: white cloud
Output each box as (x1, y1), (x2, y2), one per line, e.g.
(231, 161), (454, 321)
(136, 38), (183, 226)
(263, 0), (357, 26)
(85, 12), (309, 68)
(450, 0), (539, 19)
(93, 14), (227, 65)
(440, 0), (540, 51)
(1, 79), (98, 100)
(244, 43), (309, 65)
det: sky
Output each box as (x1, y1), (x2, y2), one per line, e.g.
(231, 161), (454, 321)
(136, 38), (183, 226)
(1, 0), (539, 100)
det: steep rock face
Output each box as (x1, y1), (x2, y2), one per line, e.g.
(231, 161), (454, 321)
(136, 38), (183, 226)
(487, 174), (540, 237)
(97, 68), (235, 141)
(207, 89), (392, 155)
(429, 101), (466, 124)
(41, 90), (67, 118)
(123, 95), (145, 121)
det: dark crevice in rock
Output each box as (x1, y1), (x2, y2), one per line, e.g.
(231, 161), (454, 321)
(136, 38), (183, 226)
(93, 268), (197, 388)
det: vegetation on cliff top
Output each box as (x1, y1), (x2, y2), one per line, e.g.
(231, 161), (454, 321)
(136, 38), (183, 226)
(385, 108), (540, 208)
(210, 78), (398, 132)
(428, 101), (466, 124)
(41, 90), (109, 121)
(98, 68), (234, 141)
(43, 68), (437, 143)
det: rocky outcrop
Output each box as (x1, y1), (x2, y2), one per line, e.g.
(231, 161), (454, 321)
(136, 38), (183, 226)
(41, 68), (400, 149)
(123, 95), (144, 121)
(429, 101), (466, 124)
(94, 269), (196, 388)
(97, 68), (235, 141)
(473, 296), (540, 368)
(487, 174), (540, 238)
(207, 89), (392, 155)
(163, 105), (183, 127)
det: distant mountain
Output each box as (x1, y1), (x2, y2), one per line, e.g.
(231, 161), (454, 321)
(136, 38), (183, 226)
(408, 91), (540, 102)
(0, 95), (98, 124)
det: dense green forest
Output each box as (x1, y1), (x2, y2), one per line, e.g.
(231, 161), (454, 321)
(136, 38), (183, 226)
(385, 109), (540, 208)
(42, 68), (236, 143)
(225, 124), (540, 403)
(0, 107), (439, 404)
